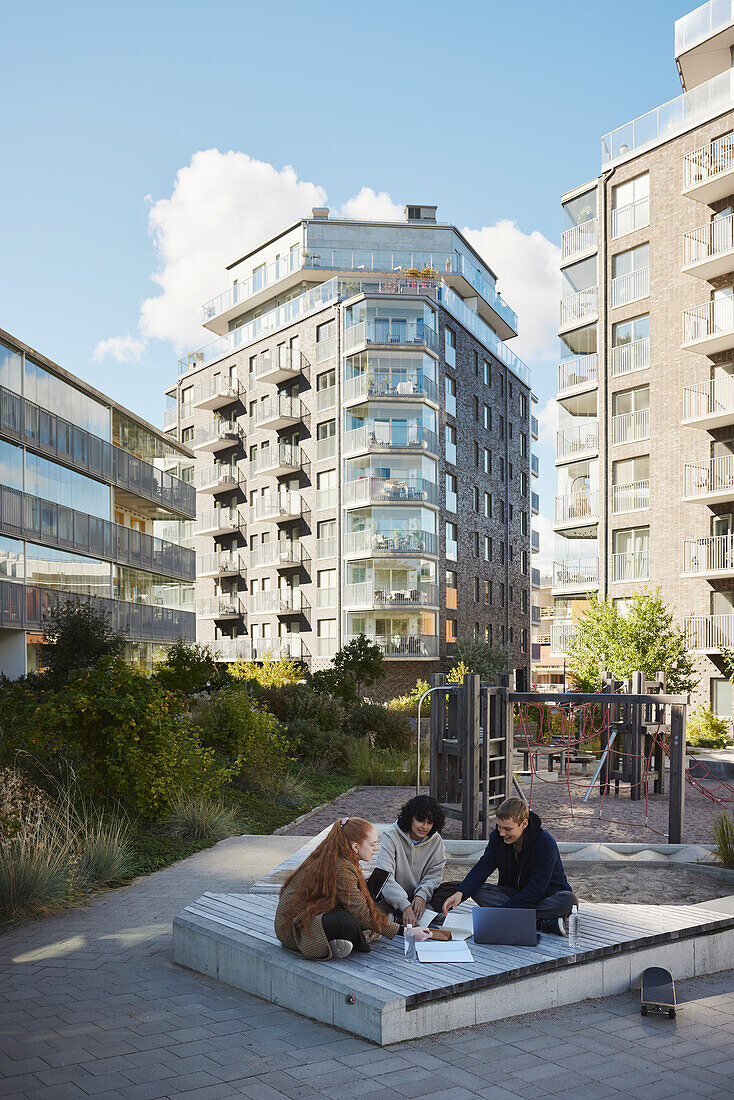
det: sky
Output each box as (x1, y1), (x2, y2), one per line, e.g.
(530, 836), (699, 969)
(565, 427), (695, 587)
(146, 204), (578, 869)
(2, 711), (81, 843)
(0, 0), (693, 569)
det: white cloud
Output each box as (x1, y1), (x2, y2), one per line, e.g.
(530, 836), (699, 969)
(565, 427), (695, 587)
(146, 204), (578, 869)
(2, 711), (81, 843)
(338, 187), (403, 222)
(93, 334), (146, 363)
(462, 220), (561, 364)
(536, 397), (559, 449)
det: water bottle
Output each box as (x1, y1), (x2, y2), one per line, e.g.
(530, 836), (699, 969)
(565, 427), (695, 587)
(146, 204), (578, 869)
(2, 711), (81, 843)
(404, 923), (416, 961)
(568, 906), (579, 950)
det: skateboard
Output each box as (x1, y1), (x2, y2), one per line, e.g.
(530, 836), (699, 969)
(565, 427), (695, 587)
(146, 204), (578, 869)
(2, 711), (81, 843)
(640, 965), (676, 1018)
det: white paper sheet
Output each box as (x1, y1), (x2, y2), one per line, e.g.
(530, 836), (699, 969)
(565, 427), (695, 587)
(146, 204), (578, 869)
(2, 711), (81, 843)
(442, 910), (475, 940)
(415, 940), (474, 963)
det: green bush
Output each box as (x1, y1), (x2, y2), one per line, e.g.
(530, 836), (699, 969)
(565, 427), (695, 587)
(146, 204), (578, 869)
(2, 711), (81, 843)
(229, 656), (303, 689)
(194, 685), (290, 784)
(153, 640), (225, 695)
(75, 817), (135, 889)
(290, 720), (351, 772)
(255, 768), (311, 806)
(0, 827), (72, 917)
(350, 738), (427, 786)
(345, 702), (412, 750)
(387, 679), (429, 715)
(162, 794), (242, 842)
(687, 706), (732, 749)
(713, 810), (734, 869)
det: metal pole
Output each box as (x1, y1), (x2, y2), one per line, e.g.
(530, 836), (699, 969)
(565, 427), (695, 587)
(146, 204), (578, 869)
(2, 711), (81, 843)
(416, 685), (459, 796)
(582, 728), (618, 802)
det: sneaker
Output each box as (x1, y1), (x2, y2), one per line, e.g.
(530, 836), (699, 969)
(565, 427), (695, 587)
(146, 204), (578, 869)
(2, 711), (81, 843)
(539, 917), (566, 937)
(328, 938), (353, 959)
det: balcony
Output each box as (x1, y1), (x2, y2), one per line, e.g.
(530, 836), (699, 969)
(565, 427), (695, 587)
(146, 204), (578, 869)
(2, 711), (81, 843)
(252, 395), (301, 431)
(685, 613), (734, 653)
(316, 385), (336, 412)
(676, 1), (734, 93)
(560, 218), (598, 264)
(602, 66), (734, 166)
(252, 491), (302, 523)
(611, 408), (650, 445)
(437, 282), (529, 386)
(549, 621), (577, 657)
(343, 476), (439, 508)
(316, 637), (337, 658)
(683, 133), (734, 203)
(554, 490), (599, 529)
(682, 377), (734, 428)
(343, 319), (438, 355)
(343, 529), (438, 558)
(194, 464), (238, 494)
(612, 198), (650, 240)
(249, 541), (302, 569)
(344, 632), (439, 659)
(553, 558), (599, 593)
(683, 215), (734, 280)
(342, 582), (439, 611)
(684, 454), (734, 503)
(254, 348), (306, 385)
(531, 567), (541, 588)
(531, 415), (539, 439)
(214, 636), (251, 662)
(531, 454), (539, 477)
(342, 372), (439, 407)
(191, 419), (239, 453)
(683, 297), (734, 354)
(250, 442), (302, 477)
(530, 529), (540, 554)
(163, 407), (177, 429)
(556, 421), (599, 462)
(250, 637), (303, 661)
(560, 288), (598, 329)
(197, 596), (241, 620)
(531, 604), (541, 625)
(317, 535), (337, 558)
(251, 589), (302, 615)
(531, 491), (539, 515)
(611, 267), (649, 309)
(683, 533), (734, 577)
(612, 480), (650, 515)
(194, 507), (240, 536)
(201, 250), (303, 331)
(343, 423), (438, 456)
(557, 354), (598, 396)
(612, 337), (650, 378)
(192, 377), (239, 411)
(611, 551), (649, 583)
(197, 551), (243, 578)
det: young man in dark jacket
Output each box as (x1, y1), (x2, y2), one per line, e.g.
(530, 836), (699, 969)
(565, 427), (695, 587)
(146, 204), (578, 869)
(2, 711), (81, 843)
(442, 798), (577, 935)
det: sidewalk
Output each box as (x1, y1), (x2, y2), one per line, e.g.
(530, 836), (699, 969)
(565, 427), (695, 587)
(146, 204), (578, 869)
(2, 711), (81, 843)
(1, 833), (734, 1098)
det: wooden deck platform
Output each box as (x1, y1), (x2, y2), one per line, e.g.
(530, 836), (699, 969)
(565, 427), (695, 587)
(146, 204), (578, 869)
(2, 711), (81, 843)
(173, 893), (734, 1044)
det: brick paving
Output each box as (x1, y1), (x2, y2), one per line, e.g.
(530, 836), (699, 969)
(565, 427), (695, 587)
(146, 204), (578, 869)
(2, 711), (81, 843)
(2, 832), (734, 1098)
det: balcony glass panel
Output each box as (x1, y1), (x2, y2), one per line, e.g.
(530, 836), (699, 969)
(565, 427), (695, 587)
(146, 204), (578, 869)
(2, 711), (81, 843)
(675, 1), (734, 55)
(436, 284), (529, 384)
(202, 249), (302, 321)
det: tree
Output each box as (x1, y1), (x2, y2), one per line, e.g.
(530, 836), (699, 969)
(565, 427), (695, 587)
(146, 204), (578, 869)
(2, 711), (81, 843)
(311, 634), (385, 704)
(566, 588), (698, 694)
(229, 656), (303, 689)
(153, 640), (224, 695)
(41, 600), (126, 687)
(451, 638), (509, 683)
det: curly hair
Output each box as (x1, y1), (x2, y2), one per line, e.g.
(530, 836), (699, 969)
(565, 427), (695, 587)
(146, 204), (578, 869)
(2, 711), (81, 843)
(396, 795), (445, 836)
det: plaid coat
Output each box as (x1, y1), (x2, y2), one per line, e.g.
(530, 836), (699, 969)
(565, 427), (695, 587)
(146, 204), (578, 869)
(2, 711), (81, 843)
(274, 856), (400, 960)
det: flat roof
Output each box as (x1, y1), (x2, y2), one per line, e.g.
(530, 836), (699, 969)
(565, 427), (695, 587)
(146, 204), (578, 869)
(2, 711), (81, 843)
(0, 327), (193, 459)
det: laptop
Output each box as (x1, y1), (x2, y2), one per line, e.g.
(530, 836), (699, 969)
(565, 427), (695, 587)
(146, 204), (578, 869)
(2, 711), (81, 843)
(472, 907), (539, 947)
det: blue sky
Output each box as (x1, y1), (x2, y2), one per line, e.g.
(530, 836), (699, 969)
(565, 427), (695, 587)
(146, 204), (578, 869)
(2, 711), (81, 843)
(0, 0), (692, 556)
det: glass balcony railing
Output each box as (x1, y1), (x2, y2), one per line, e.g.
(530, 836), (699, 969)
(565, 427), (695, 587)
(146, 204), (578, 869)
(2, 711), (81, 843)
(213, 637), (251, 662)
(251, 395), (301, 429)
(557, 354), (598, 394)
(612, 480), (650, 514)
(202, 249), (302, 322)
(343, 582), (439, 609)
(436, 283), (529, 385)
(197, 551), (242, 577)
(343, 529), (438, 556)
(249, 541), (302, 569)
(196, 596), (241, 618)
(343, 423), (438, 455)
(683, 376), (734, 420)
(560, 218), (598, 262)
(343, 319), (439, 354)
(192, 420), (239, 450)
(253, 347), (305, 383)
(602, 67), (734, 166)
(611, 550), (650, 583)
(316, 385), (336, 412)
(252, 491), (302, 522)
(343, 632), (439, 658)
(316, 435), (336, 461)
(317, 535), (337, 558)
(192, 376), (239, 408)
(675, 1), (734, 56)
(194, 464), (238, 491)
(250, 442), (302, 475)
(342, 371), (439, 405)
(343, 476), (439, 507)
(683, 533), (734, 575)
(612, 337), (650, 377)
(611, 408), (649, 445)
(251, 589), (301, 614)
(194, 507), (240, 535)
(560, 288), (598, 327)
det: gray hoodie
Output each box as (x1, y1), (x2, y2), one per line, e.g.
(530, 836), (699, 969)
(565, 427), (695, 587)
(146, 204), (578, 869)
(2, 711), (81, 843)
(375, 821), (447, 913)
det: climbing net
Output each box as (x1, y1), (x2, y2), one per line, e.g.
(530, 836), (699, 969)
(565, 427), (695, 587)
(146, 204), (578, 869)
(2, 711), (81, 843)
(513, 700), (734, 837)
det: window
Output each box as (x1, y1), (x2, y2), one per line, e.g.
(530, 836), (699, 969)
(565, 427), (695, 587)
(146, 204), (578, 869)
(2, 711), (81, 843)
(612, 243), (649, 307)
(473, 350), (479, 376)
(445, 375), (457, 417)
(474, 531), (480, 557)
(612, 526), (649, 582)
(498, 456), (505, 481)
(521, 589), (528, 613)
(499, 414), (505, 439)
(500, 500), (505, 523)
(473, 396), (480, 421)
(181, 386), (193, 418)
(181, 426), (194, 444)
(484, 535), (491, 561)
(520, 432), (527, 457)
(317, 518), (336, 557)
(317, 418), (336, 459)
(445, 424), (457, 464)
(252, 262), (266, 291)
(612, 172), (649, 239)
(484, 580), (491, 605)
(316, 320), (336, 363)
(446, 569), (458, 608)
(473, 441), (480, 467)
(446, 618), (457, 643)
(486, 624), (493, 645)
(474, 577), (480, 602)
(483, 404), (491, 430)
(520, 393), (528, 419)
(499, 542), (505, 565)
(445, 327), (456, 367)
(484, 448), (491, 474)
(446, 522), (458, 560)
(500, 583), (505, 607)
(316, 368), (336, 410)
(520, 511), (528, 535)
(521, 549), (528, 575)
(509, 585), (514, 604)
(501, 625), (506, 644)
(317, 618), (337, 656)
(473, 486), (480, 512)
(316, 468), (337, 509)
(446, 472), (458, 512)
(484, 492), (492, 518)
(483, 360), (491, 386)
(520, 471), (528, 496)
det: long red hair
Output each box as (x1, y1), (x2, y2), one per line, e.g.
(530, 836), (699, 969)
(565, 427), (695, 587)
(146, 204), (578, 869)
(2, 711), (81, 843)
(280, 818), (390, 934)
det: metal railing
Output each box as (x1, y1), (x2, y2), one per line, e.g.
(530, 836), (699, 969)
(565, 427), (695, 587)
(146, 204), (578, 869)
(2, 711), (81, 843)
(197, 596), (241, 618)
(683, 376), (734, 420)
(252, 395), (301, 427)
(612, 479), (650, 514)
(193, 376), (239, 406)
(252, 491), (302, 521)
(343, 476), (439, 507)
(343, 582), (439, 609)
(611, 408), (649, 444)
(550, 621), (577, 654)
(192, 419), (239, 449)
(560, 287), (598, 326)
(556, 421), (599, 460)
(343, 424), (438, 455)
(194, 507), (240, 534)
(342, 371), (439, 405)
(557, 354), (598, 394)
(253, 348), (305, 381)
(684, 453), (734, 497)
(251, 589), (301, 614)
(343, 319), (438, 353)
(612, 197), (650, 239)
(194, 464), (238, 491)
(554, 489), (599, 525)
(683, 131), (734, 190)
(611, 550), (649, 583)
(0, 484), (195, 583)
(163, 407), (177, 429)
(561, 217), (598, 261)
(249, 541), (302, 568)
(684, 213), (734, 267)
(612, 337), (650, 377)
(685, 613), (734, 651)
(683, 533), (734, 575)
(343, 632), (439, 657)
(611, 267), (649, 308)
(250, 442), (301, 475)
(197, 551), (242, 576)
(683, 297), (734, 344)
(343, 529), (438, 556)
(553, 558), (599, 590)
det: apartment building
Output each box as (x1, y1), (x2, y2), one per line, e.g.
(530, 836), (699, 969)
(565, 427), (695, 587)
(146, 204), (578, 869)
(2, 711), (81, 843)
(0, 328), (196, 677)
(530, 576), (566, 692)
(553, 0), (734, 713)
(165, 205), (538, 696)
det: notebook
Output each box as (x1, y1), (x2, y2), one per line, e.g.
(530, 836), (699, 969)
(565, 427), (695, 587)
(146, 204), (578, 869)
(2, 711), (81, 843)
(442, 909), (475, 940)
(415, 940), (474, 963)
